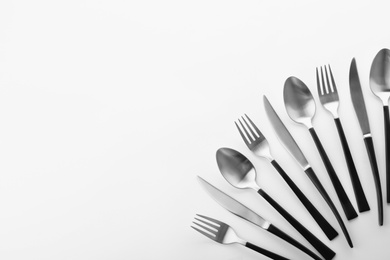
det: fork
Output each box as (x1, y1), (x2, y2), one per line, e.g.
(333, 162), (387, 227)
(235, 114), (338, 240)
(317, 65), (370, 213)
(192, 214), (290, 260)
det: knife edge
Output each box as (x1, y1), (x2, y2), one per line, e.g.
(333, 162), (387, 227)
(263, 95), (309, 170)
(349, 58), (371, 136)
(197, 176), (271, 229)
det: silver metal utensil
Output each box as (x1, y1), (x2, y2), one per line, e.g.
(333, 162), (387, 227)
(192, 214), (290, 260)
(350, 57), (383, 226)
(197, 176), (324, 260)
(235, 114), (338, 240)
(317, 65), (370, 213)
(263, 95), (353, 248)
(283, 76), (357, 221)
(216, 147), (335, 260)
(370, 48), (390, 204)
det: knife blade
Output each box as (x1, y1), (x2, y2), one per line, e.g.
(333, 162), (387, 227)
(349, 57), (383, 226)
(349, 58), (371, 136)
(197, 176), (324, 260)
(263, 96), (309, 170)
(197, 176), (270, 229)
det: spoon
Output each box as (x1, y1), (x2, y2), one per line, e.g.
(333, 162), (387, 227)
(370, 48), (390, 203)
(216, 147), (335, 260)
(283, 76), (357, 220)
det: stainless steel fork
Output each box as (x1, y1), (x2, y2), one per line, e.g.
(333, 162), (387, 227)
(192, 214), (290, 260)
(235, 114), (338, 240)
(317, 65), (370, 213)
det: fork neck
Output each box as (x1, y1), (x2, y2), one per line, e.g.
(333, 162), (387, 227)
(235, 237), (246, 245)
(253, 147), (274, 162)
(327, 109), (339, 119)
(261, 154), (274, 162)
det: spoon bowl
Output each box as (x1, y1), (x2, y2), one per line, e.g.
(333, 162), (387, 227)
(216, 147), (259, 191)
(370, 48), (390, 105)
(284, 76), (316, 127)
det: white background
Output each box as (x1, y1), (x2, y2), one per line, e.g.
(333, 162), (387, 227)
(1, 0), (390, 259)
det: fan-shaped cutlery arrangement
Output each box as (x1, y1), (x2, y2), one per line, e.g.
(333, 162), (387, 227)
(192, 49), (390, 259)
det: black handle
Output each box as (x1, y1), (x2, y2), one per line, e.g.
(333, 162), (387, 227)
(309, 127), (358, 220)
(334, 118), (370, 213)
(258, 189), (335, 260)
(363, 136), (384, 226)
(305, 167), (353, 248)
(384, 106), (390, 204)
(271, 160), (338, 240)
(245, 242), (291, 260)
(266, 224), (323, 260)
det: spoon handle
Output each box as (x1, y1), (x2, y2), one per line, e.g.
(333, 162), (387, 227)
(258, 189), (335, 260)
(304, 167), (353, 248)
(384, 105), (390, 204)
(308, 127), (358, 220)
(363, 135), (384, 226)
(270, 160), (338, 240)
(245, 242), (290, 260)
(334, 118), (370, 213)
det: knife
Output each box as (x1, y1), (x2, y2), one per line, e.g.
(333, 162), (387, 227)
(349, 58), (383, 226)
(263, 95), (353, 248)
(197, 176), (326, 260)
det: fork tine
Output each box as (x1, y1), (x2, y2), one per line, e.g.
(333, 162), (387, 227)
(196, 214), (223, 225)
(238, 119), (255, 143)
(320, 66), (329, 94)
(235, 121), (251, 147)
(242, 116), (258, 140)
(193, 221), (218, 236)
(327, 65), (338, 94)
(324, 65), (333, 93)
(244, 114), (263, 138)
(316, 67), (323, 95)
(195, 217), (220, 230)
(191, 225), (216, 240)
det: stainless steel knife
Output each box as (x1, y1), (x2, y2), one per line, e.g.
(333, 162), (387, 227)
(349, 58), (383, 226)
(263, 95), (353, 248)
(197, 176), (323, 260)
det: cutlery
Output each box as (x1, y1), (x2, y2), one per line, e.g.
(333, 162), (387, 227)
(283, 76), (358, 221)
(197, 176), (324, 260)
(217, 147), (335, 260)
(263, 95), (353, 248)
(192, 214), (290, 260)
(350, 58), (383, 225)
(235, 114), (338, 240)
(317, 65), (370, 213)
(370, 48), (390, 203)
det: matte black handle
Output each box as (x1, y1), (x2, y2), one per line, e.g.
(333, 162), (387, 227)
(309, 127), (358, 220)
(266, 224), (323, 260)
(258, 189), (335, 260)
(305, 167), (353, 248)
(334, 118), (370, 213)
(384, 106), (390, 204)
(363, 136), (384, 226)
(271, 160), (338, 240)
(245, 242), (290, 260)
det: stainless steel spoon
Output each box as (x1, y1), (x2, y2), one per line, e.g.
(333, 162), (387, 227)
(216, 147), (335, 260)
(370, 48), (390, 203)
(283, 76), (357, 220)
